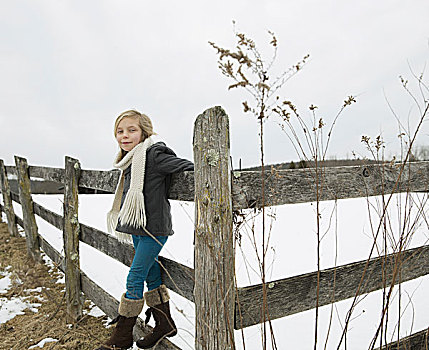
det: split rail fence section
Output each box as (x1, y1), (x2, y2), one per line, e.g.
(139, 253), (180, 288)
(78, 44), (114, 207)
(1, 106), (429, 349)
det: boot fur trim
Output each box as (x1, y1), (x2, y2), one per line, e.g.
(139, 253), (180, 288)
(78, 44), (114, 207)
(144, 284), (170, 307)
(118, 293), (144, 317)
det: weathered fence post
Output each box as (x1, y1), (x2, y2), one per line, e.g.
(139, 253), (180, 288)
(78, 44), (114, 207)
(0, 160), (19, 236)
(193, 106), (236, 349)
(14, 156), (41, 261)
(63, 156), (83, 322)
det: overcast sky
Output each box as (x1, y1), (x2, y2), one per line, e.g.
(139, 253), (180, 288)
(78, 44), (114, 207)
(0, 0), (428, 170)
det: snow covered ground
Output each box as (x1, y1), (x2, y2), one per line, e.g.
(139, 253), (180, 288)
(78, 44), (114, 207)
(1, 192), (429, 349)
(0, 268), (42, 324)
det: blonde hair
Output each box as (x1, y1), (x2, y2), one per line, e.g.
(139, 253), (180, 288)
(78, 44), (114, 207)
(114, 110), (155, 158)
(114, 110), (155, 139)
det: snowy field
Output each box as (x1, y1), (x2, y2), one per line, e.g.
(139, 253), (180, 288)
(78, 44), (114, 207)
(1, 192), (429, 349)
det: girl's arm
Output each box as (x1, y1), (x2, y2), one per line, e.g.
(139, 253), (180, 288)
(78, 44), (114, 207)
(153, 145), (194, 175)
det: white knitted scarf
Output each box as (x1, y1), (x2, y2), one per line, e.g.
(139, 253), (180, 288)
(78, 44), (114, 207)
(107, 137), (154, 243)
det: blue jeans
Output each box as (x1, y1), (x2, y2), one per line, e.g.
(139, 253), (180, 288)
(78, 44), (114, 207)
(125, 235), (168, 300)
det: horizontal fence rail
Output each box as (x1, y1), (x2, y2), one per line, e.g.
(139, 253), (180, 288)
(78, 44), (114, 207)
(376, 328), (429, 350)
(5, 160), (429, 209)
(7, 188), (429, 331)
(236, 243), (429, 329)
(232, 161), (429, 208)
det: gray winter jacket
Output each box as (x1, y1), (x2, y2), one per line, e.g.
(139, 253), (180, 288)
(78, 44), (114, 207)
(115, 142), (194, 236)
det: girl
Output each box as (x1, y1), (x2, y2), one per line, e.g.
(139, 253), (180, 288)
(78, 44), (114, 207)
(97, 110), (194, 350)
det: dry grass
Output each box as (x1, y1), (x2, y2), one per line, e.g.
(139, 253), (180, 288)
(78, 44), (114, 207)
(0, 221), (111, 350)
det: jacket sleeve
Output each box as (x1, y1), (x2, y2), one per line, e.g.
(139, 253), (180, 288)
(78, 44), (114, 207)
(153, 146), (194, 175)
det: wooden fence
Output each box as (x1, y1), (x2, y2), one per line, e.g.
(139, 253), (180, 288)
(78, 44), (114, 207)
(1, 106), (429, 349)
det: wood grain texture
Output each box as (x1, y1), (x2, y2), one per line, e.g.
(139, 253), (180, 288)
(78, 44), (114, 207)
(236, 244), (429, 329)
(79, 168), (120, 193)
(375, 327), (429, 350)
(232, 161), (429, 208)
(8, 179), (64, 194)
(13, 192), (63, 232)
(80, 223), (134, 265)
(10, 191), (19, 203)
(63, 157), (84, 322)
(4, 165), (16, 176)
(33, 201), (63, 230)
(8, 179), (114, 195)
(169, 171), (194, 201)
(0, 160), (19, 236)
(39, 235), (65, 270)
(77, 160), (429, 207)
(29, 165), (64, 183)
(158, 255), (195, 303)
(7, 160), (429, 208)
(14, 156), (41, 262)
(193, 106), (236, 350)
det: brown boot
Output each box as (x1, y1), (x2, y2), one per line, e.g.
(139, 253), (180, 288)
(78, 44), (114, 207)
(96, 293), (144, 350)
(136, 285), (177, 349)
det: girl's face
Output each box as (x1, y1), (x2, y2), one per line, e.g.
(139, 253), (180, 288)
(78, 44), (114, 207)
(116, 117), (143, 152)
